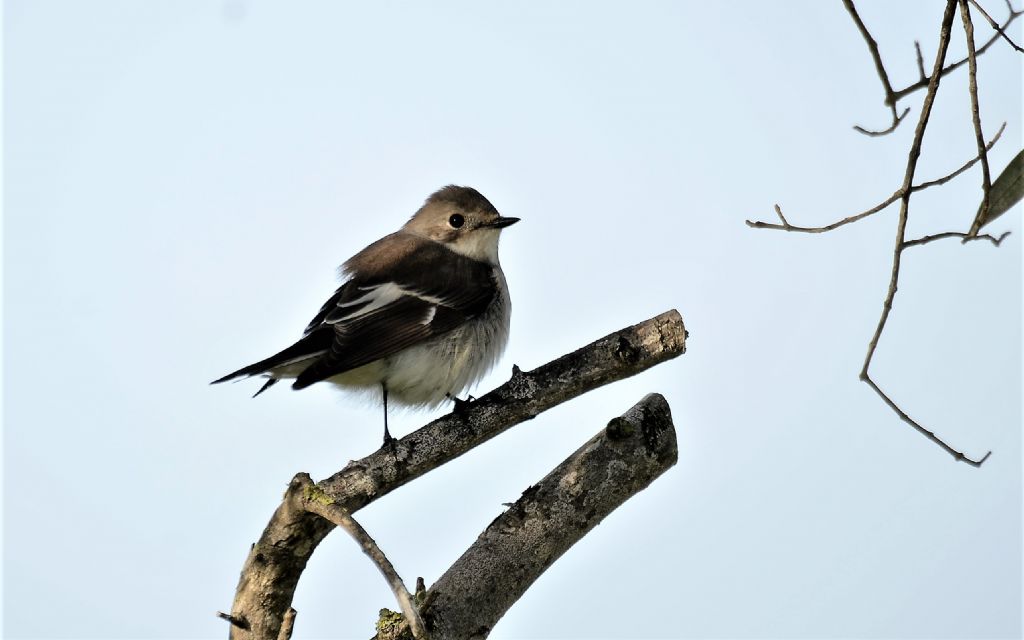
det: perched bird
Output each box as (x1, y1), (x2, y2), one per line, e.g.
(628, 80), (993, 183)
(212, 185), (518, 446)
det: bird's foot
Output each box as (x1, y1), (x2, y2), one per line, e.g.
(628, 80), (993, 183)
(380, 428), (398, 455)
(447, 393), (476, 415)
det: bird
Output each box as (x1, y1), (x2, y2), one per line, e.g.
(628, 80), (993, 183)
(212, 185), (518, 447)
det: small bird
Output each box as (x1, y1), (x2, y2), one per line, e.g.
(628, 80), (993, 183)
(212, 185), (518, 447)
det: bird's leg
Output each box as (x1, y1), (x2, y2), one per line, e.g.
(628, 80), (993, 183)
(446, 392), (476, 415)
(381, 383), (397, 452)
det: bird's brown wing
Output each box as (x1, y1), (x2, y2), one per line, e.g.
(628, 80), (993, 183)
(292, 240), (496, 389)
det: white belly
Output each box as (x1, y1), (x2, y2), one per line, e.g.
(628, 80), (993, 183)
(327, 269), (511, 407)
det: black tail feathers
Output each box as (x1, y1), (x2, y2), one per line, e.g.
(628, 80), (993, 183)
(210, 329), (332, 391)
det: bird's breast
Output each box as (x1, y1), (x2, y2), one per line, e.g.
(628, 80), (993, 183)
(383, 267), (511, 406)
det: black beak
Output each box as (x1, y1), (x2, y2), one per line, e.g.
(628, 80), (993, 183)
(483, 216), (520, 229)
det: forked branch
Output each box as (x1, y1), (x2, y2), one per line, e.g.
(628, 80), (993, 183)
(224, 310), (687, 639)
(845, 0), (1022, 135)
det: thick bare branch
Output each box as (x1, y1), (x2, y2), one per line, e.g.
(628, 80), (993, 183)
(226, 310), (688, 639)
(391, 393), (678, 640)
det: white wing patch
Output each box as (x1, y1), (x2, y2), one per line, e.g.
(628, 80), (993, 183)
(331, 283), (444, 323)
(420, 305), (437, 325)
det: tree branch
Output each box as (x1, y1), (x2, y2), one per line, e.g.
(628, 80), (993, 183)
(890, 1), (1023, 104)
(744, 122), (1005, 233)
(913, 122), (1005, 190)
(968, 0), (1024, 51)
(842, 0), (911, 135)
(842, 0), (1021, 135)
(379, 393), (678, 640)
(748, 2), (1009, 465)
(226, 310), (688, 639)
(300, 479), (429, 639)
(858, 0), (990, 466)
(960, 0), (996, 238)
(902, 230), (1010, 248)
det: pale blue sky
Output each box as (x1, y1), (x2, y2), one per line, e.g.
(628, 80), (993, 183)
(4, 1), (1021, 638)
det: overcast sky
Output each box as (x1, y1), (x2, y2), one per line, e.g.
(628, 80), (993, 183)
(4, 1), (1021, 638)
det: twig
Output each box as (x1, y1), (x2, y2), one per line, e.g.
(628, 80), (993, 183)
(858, 0), (989, 466)
(969, 0), (1024, 50)
(300, 479), (429, 640)
(227, 310), (688, 639)
(890, 1), (1023, 104)
(862, 377), (992, 465)
(902, 230), (1010, 248)
(913, 122), (1006, 190)
(915, 41), (927, 81)
(961, 0), (996, 239)
(218, 612), (250, 630)
(745, 122), (1006, 233)
(746, 195), (900, 233)
(853, 108), (911, 137)
(843, 0), (911, 135)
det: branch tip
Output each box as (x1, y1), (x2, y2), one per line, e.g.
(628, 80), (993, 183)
(853, 107), (910, 136)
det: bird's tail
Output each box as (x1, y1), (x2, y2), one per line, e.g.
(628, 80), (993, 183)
(210, 329), (332, 388)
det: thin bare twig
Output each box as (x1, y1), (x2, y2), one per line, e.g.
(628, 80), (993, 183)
(891, 2), (1023, 104)
(744, 122), (1005, 233)
(915, 41), (927, 81)
(961, 0), (996, 239)
(862, 377), (992, 465)
(300, 478), (429, 640)
(858, 0), (989, 466)
(913, 122), (1006, 190)
(969, 0), (1024, 50)
(854, 108), (912, 137)
(750, 1), (1010, 464)
(843, 0), (912, 135)
(745, 196), (901, 233)
(902, 230), (1010, 248)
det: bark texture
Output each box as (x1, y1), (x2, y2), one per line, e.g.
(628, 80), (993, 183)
(419, 393), (677, 639)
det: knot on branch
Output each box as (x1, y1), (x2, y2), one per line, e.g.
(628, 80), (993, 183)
(615, 336), (641, 364)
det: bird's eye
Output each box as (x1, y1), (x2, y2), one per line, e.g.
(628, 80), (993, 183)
(448, 213), (465, 228)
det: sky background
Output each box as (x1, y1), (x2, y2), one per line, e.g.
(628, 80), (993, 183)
(3, 1), (1022, 638)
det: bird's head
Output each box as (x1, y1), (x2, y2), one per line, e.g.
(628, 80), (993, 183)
(404, 185), (519, 264)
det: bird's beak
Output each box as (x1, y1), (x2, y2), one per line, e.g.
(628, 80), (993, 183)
(482, 216), (520, 229)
